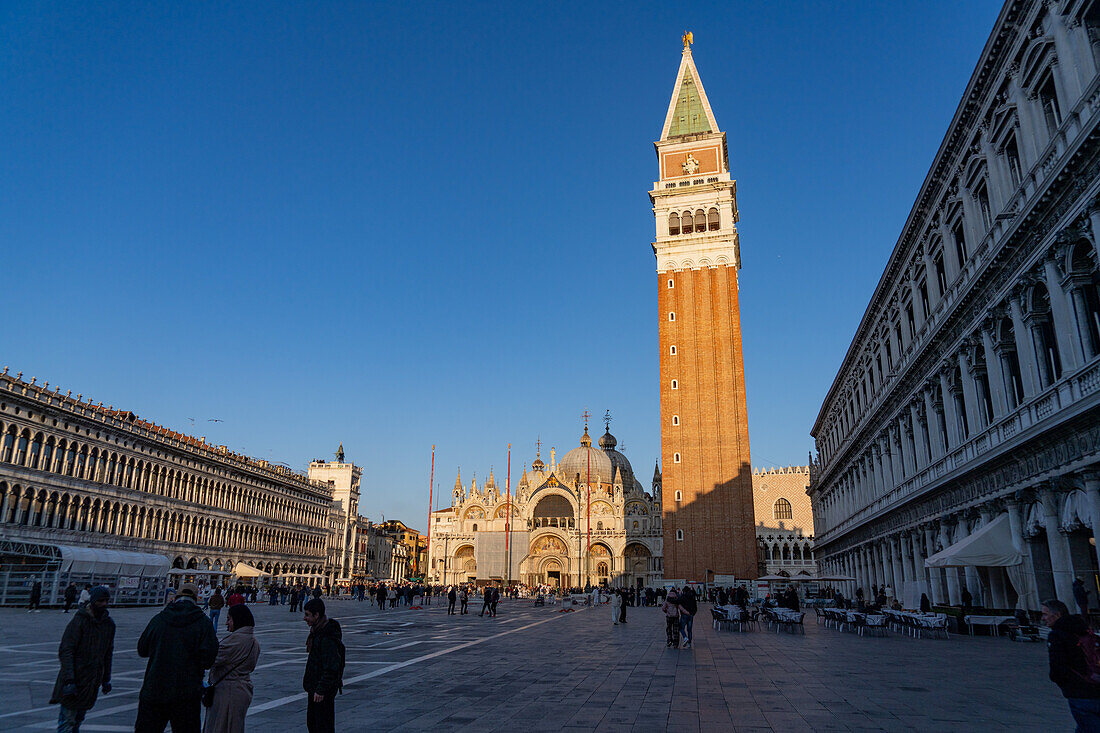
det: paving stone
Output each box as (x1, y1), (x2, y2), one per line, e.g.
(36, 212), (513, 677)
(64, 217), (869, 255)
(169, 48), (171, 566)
(0, 598), (1073, 731)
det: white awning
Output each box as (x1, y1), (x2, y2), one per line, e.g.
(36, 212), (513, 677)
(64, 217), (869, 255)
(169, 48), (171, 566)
(59, 546), (171, 576)
(925, 514), (1022, 568)
(232, 562), (270, 577)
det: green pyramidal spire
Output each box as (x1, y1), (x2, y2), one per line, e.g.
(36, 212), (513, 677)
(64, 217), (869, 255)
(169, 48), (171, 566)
(667, 69), (712, 137)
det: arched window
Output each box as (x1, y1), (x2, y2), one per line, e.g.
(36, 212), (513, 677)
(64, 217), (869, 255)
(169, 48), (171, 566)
(707, 208), (719, 231)
(673, 452), (681, 463)
(676, 529), (684, 541)
(668, 212), (680, 236)
(682, 211), (694, 233)
(694, 210), (706, 232)
(672, 415), (679, 426)
(674, 490), (682, 502)
(773, 498), (792, 520)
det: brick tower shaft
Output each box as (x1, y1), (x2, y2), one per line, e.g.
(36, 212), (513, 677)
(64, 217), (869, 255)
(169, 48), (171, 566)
(650, 35), (756, 582)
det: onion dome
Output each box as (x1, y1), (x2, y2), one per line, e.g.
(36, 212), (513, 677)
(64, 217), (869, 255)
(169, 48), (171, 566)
(599, 429), (635, 489)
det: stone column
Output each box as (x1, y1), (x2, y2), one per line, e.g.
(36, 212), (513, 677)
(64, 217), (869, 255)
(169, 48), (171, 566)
(1044, 254), (1082, 371)
(1067, 274), (1098, 361)
(923, 387), (944, 459)
(939, 519), (961, 605)
(955, 514), (984, 605)
(910, 401), (929, 470)
(1009, 295), (1039, 397)
(939, 371), (961, 450)
(957, 351), (981, 435)
(910, 528), (928, 598)
(876, 541), (889, 590)
(924, 524), (943, 604)
(1039, 484), (1077, 605)
(891, 535), (906, 598)
(897, 528), (915, 603)
(981, 326), (1008, 417)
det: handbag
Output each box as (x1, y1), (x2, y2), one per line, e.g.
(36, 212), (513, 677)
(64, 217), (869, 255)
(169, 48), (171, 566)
(202, 640), (257, 708)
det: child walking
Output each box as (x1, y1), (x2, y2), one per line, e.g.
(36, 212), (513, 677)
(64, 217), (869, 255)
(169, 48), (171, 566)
(661, 589), (681, 648)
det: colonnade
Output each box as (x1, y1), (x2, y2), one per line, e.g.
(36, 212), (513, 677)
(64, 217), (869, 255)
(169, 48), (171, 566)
(818, 472), (1100, 611)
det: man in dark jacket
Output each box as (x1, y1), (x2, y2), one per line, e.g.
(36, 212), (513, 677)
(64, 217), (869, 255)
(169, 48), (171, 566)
(303, 598), (344, 733)
(51, 586), (114, 733)
(1044, 598), (1100, 730)
(29, 577), (42, 612)
(447, 586), (457, 615)
(63, 583), (78, 613)
(678, 586), (698, 648)
(1075, 578), (1091, 619)
(134, 583), (218, 733)
(618, 590), (628, 624)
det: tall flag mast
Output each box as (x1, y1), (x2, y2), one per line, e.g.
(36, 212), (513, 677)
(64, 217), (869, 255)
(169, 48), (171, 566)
(505, 443), (511, 587)
(425, 445), (434, 583)
(583, 409), (591, 586)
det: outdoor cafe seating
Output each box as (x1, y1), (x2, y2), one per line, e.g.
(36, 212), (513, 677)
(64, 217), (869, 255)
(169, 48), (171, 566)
(712, 605), (757, 632)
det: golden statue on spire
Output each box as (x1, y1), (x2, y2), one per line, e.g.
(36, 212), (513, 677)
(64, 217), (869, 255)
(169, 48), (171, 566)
(682, 31), (693, 49)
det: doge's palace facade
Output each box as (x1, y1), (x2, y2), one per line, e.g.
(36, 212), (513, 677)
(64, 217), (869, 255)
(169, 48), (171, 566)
(0, 369), (332, 582)
(810, 0), (1100, 611)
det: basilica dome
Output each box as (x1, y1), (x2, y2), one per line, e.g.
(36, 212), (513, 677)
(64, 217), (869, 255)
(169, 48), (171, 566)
(557, 429), (613, 485)
(599, 430), (636, 489)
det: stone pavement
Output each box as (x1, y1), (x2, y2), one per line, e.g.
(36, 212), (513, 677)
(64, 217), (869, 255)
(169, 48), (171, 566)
(0, 597), (1070, 731)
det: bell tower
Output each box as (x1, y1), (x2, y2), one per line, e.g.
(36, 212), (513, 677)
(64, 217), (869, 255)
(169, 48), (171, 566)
(651, 34), (756, 582)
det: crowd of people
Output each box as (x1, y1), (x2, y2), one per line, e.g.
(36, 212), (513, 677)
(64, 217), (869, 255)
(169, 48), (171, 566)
(48, 583), (347, 733)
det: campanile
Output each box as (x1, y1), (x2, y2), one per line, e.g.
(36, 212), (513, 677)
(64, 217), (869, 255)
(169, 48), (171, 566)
(651, 34), (756, 582)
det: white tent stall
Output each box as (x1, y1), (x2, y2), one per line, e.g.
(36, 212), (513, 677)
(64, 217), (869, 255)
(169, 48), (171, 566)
(0, 539), (170, 606)
(924, 514), (1037, 611)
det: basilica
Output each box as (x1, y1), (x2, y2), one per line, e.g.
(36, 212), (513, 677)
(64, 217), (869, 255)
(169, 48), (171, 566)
(426, 424), (663, 589)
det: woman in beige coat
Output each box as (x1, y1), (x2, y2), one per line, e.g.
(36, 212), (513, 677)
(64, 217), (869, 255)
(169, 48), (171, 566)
(203, 604), (260, 733)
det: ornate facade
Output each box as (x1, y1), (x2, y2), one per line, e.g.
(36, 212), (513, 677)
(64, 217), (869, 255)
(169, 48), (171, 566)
(427, 425), (663, 589)
(810, 0), (1100, 611)
(651, 36), (757, 582)
(752, 466), (816, 579)
(0, 368), (332, 584)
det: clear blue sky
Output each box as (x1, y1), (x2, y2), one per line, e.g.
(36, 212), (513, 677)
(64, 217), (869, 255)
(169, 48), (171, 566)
(0, 1), (1003, 531)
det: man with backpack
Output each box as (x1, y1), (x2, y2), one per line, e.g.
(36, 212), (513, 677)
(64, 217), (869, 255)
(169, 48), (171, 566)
(1043, 598), (1100, 729)
(302, 598), (344, 733)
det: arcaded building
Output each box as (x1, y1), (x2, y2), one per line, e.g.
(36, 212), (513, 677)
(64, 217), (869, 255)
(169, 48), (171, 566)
(651, 36), (757, 583)
(810, 0), (1100, 611)
(0, 369), (332, 602)
(753, 466), (816, 579)
(427, 425), (663, 589)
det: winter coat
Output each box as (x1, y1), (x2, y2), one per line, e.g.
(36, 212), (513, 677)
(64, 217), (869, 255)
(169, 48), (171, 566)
(208, 593), (225, 610)
(303, 618), (344, 697)
(64, 585), (78, 604)
(203, 626), (260, 733)
(137, 598), (218, 703)
(679, 589), (698, 616)
(661, 598), (680, 618)
(611, 593), (622, 610)
(1048, 613), (1100, 699)
(50, 605), (115, 711)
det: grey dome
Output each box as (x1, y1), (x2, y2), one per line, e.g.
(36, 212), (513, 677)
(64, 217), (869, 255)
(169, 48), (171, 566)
(557, 430), (613, 485)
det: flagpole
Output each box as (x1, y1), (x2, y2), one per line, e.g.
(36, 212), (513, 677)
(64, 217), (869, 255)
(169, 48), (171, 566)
(585, 417), (591, 589)
(505, 443), (511, 588)
(425, 445), (435, 584)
